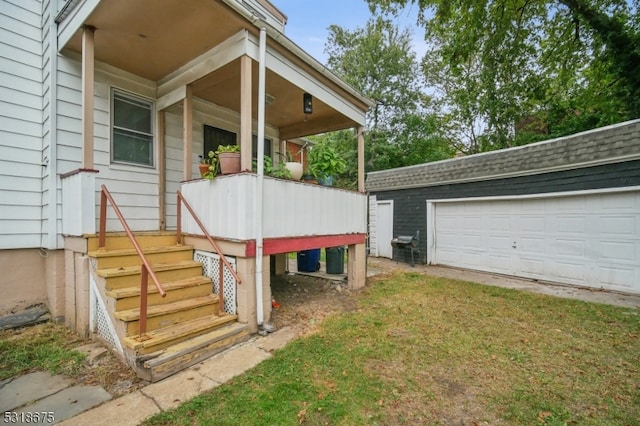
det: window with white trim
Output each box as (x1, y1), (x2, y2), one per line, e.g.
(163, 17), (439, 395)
(111, 89), (154, 167)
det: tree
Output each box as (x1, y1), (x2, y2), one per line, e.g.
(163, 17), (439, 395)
(322, 16), (453, 181)
(367, 0), (639, 152)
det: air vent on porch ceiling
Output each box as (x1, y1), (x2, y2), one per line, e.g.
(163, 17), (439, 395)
(265, 93), (276, 105)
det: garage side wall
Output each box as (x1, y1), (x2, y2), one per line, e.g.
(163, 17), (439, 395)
(372, 159), (640, 264)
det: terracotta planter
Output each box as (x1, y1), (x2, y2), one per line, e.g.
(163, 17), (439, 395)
(199, 163), (210, 177)
(218, 152), (241, 175)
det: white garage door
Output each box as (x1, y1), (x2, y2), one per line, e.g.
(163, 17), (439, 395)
(429, 189), (640, 293)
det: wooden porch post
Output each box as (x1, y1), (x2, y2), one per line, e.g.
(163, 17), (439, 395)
(81, 25), (95, 169)
(183, 85), (193, 182)
(240, 55), (252, 170)
(157, 110), (166, 230)
(357, 126), (365, 193)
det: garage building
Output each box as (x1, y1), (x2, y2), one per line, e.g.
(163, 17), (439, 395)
(366, 119), (640, 294)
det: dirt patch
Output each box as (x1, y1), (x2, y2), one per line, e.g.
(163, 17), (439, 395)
(269, 272), (359, 337)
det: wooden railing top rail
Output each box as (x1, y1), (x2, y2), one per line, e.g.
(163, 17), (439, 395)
(176, 191), (242, 285)
(98, 185), (166, 336)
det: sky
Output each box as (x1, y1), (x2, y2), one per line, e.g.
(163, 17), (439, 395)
(270, 0), (426, 65)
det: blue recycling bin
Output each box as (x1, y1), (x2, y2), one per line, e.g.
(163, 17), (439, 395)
(297, 249), (321, 272)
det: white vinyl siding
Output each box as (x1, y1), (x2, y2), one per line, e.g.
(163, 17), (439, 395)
(0, 0), (44, 249)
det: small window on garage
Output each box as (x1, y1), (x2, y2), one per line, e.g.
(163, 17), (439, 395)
(111, 89), (154, 167)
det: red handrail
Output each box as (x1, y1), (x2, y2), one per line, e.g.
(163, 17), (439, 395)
(98, 185), (166, 336)
(176, 191), (242, 315)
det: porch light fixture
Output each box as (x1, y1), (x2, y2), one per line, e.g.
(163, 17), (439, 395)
(303, 92), (313, 114)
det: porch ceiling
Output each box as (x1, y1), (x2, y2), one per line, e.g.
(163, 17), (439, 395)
(61, 0), (369, 139)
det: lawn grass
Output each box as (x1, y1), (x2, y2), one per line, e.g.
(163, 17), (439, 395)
(0, 322), (87, 380)
(144, 271), (640, 425)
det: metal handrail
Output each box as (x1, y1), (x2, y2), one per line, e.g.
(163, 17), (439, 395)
(98, 185), (166, 336)
(176, 191), (241, 315)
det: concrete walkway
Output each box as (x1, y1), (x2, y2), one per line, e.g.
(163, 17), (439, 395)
(1, 327), (297, 425)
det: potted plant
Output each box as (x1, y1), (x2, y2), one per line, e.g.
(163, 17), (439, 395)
(278, 151), (303, 180)
(216, 144), (241, 175)
(253, 155), (292, 179)
(308, 141), (346, 186)
(198, 151), (217, 180)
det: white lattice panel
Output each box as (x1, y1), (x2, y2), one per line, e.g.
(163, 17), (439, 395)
(194, 250), (238, 314)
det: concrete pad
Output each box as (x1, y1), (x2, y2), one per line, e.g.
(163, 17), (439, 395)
(198, 342), (271, 383)
(142, 368), (220, 411)
(73, 342), (108, 365)
(14, 385), (111, 424)
(57, 391), (159, 426)
(257, 326), (298, 353)
(0, 371), (73, 412)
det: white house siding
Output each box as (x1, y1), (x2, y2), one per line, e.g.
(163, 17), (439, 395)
(0, 0), (44, 249)
(368, 195), (377, 256)
(163, 99), (279, 230)
(56, 51), (161, 232)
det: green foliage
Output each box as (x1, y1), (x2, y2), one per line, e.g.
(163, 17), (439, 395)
(215, 144), (240, 154)
(252, 155), (292, 179)
(308, 140), (347, 180)
(0, 322), (86, 380)
(366, 0), (640, 153)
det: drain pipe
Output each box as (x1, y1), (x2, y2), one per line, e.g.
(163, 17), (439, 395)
(255, 26), (267, 329)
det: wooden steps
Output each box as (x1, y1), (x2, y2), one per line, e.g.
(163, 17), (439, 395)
(89, 232), (247, 382)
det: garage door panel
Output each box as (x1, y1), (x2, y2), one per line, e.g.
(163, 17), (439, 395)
(554, 238), (586, 257)
(599, 215), (635, 234)
(555, 216), (586, 233)
(520, 236), (546, 254)
(598, 266), (635, 289)
(599, 240), (635, 261)
(431, 189), (640, 293)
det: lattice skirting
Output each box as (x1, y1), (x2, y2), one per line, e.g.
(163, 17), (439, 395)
(89, 267), (124, 356)
(194, 250), (237, 314)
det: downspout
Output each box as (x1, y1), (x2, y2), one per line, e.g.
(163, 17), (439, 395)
(255, 27), (267, 328)
(47, 6), (58, 249)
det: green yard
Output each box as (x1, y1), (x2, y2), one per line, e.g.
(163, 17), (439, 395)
(144, 271), (640, 425)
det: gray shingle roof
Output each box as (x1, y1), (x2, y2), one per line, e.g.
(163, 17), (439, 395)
(366, 119), (640, 192)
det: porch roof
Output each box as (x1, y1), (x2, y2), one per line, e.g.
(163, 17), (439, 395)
(57, 0), (374, 139)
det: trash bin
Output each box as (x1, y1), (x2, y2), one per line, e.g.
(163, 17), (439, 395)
(297, 249), (321, 272)
(325, 246), (345, 274)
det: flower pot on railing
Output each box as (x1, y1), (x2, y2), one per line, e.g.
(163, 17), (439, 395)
(284, 162), (303, 180)
(218, 152), (241, 174)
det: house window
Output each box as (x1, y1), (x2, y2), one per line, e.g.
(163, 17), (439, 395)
(203, 125), (237, 156)
(203, 125), (272, 160)
(111, 89), (154, 167)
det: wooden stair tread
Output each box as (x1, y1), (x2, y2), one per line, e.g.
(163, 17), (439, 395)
(114, 294), (218, 322)
(97, 260), (202, 278)
(88, 244), (194, 258)
(142, 322), (250, 369)
(123, 313), (238, 350)
(105, 276), (212, 299)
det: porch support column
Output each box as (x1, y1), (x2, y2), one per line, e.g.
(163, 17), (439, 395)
(81, 25), (95, 169)
(157, 110), (166, 230)
(183, 85), (193, 182)
(357, 126), (365, 192)
(240, 55), (252, 170)
(347, 243), (367, 290)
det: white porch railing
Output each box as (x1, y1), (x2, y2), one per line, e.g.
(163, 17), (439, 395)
(180, 174), (367, 240)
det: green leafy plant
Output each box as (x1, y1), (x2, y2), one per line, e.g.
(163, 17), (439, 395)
(252, 155), (292, 179)
(215, 144), (240, 154)
(198, 151), (218, 180)
(308, 141), (346, 180)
